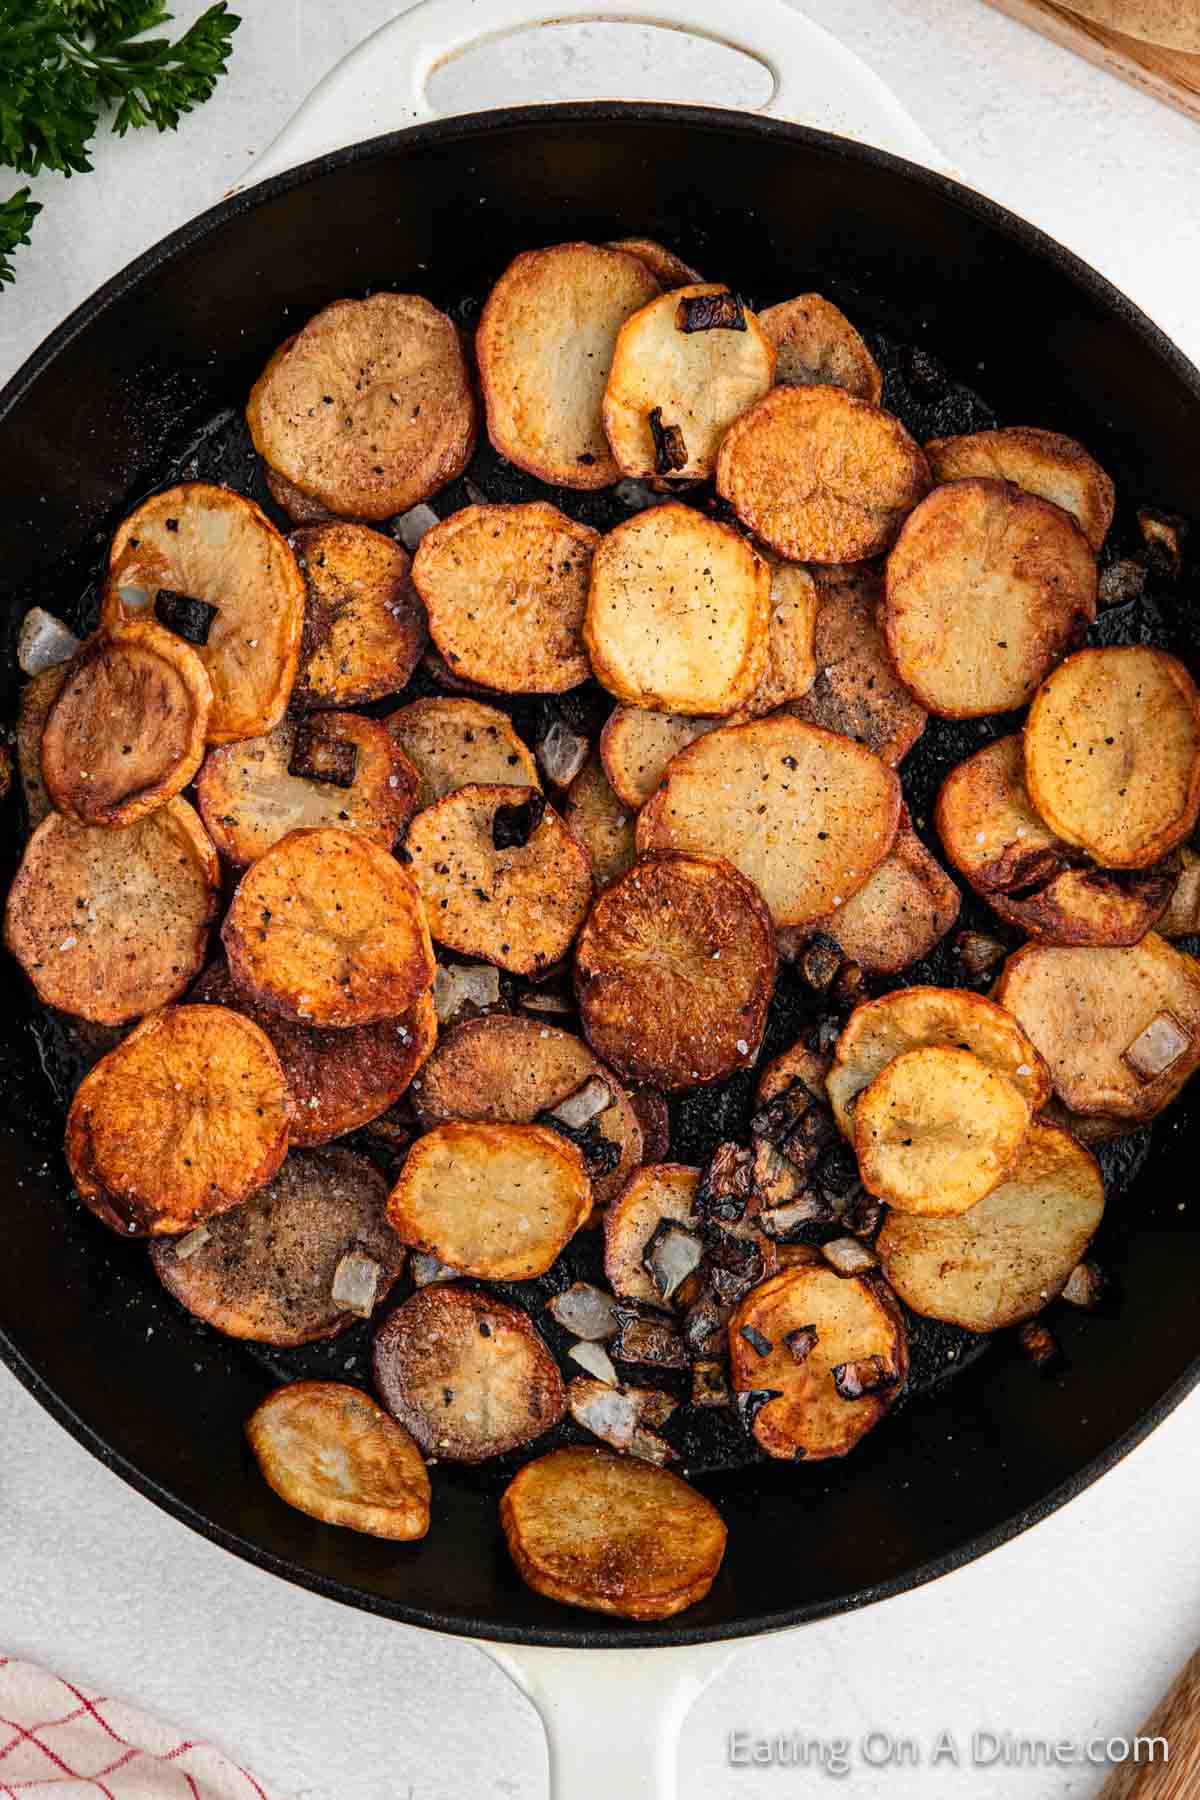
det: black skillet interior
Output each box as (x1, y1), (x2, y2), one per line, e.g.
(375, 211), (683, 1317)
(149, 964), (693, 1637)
(1, 106), (1199, 1649)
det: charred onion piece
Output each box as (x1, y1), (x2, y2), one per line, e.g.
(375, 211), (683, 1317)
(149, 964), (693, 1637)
(1017, 1318), (1060, 1368)
(287, 718), (359, 789)
(547, 1281), (619, 1341)
(691, 1360), (731, 1407)
(492, 788), (547, 850)
(675, 292), (747, 333)
(614, 1309), (688, 1369)
(735, 1387), (783, 1432)
(647, 406), (688, 476)
(954, 930), (1008, 980)
(739, 1323), (773, 1357)
(703, 1228), (767, 1307)
(801, 935), (843, 991)
(537, 716), (590, 789)
(681, 1291), (733, 1357)
(1137, 507), (1186, 579)
(642, 1219), (704, 1303)
(567, 1377), (678, 1465)
(757, 1192), (830, 1239)
(155, 587), (218, 647)
(1061, 1260), (1105, 1309)
(783, 1325), (819, 1365)
(832, 1352), (899, 1400)
(1098, 558), (1147, 607)
(697, 1141), (754, 1224)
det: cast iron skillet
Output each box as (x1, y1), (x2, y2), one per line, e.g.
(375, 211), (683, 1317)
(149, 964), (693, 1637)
(2, 104), (1199, 1650)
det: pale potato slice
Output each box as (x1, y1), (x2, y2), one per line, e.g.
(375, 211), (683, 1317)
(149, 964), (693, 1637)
(882, 479), (1097, 718)
(222, 826), (434, 1027)
(925, 427), (1114, 551)
(602, 284), (775, 481)
(877, 1122), (1104, 1331)
(374, 1283), (564, 1463)
(1159, 848), (1200, 939)
(500, 1446), (726, 1620)
(635, 714), (901, 929)
(574, 851), (776, 1088)
(413, 502), (597, 693)
(5, 799), (219, 1026)
(476, 243), (660, 488)
(385, 696), (539, 810)
(605, 237), (702, 287)
(604, 1163), (699, 1305)
(994, 935), (1200, 1121)
(102, 483), (306, 745)
(1024, 648), (1200, 869)
(65, 1003), (289, 1235)
(246, 294), (475, 519)
(756, 1037), (833, 1106)
(729, 562), (819, 721)
(196, 712), (418, 865)
(246, 1382), (430, 1539)
(291, 522), (426, 707)
(758, 294), (882, 403)
(386, 1121), (591, 1279)
(789, 564), (926, 766)
(809, 818), (960, 975)
(404, 783), (591, 974)
(16, 665), (67, 829)
(599, 706), (719, 809)
(563, 753), (636, 889)
(264, 462), (338, 526)
(729, 1264), (907, 1461)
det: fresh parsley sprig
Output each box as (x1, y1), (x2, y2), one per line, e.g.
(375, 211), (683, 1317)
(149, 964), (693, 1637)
(0, 188), (42, 286)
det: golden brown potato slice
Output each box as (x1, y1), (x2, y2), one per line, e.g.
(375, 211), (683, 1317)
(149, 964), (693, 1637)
(883, 479), (1097, 718)
(500, 1446), (726, 1620)
(16, 665), (67, 829)
(222, 826), (434, 1027)
(196, 711), (418, 865)
(374, 1283), (564, 1463)
(1024, 648), (1200, 869)
(789, 563), (927, 766)
(247, 295), (475, 520)
(604, 1163), (699, 1305)
(102, 483), (306, 745)
(635, 714), (901, 929)
(809, 818), (960, 975)
(877, 1122), (1104, 1331)
(729, 562), (819, 721)
(385, 696), (539, 810)
(563, 753), (636, 889)
(729, 1264), (907, 1461)
(246, 1381), (430, 1539)
(586, 504), (770, 715)
(477, 242), (660, 488)
(574, 851), (776, 1088)
(1159, 848), (1200, 939)
(605, 237), (702, 287)
(598, 706), (719, 809)
(5, 799), (219, 1026)
(291, 522), (426, 707)
(925, 427), (1114, 551)
(386, 1121), (590, 1279)
(404, 783), (591, 974)
(264, 462), (338, 525)
(756, 1037), (833, 1106)
(602, 284), (775, 482)
(995, 935), (1200, 1121)
(413, 502), (597, 694)
(65, 1003), (289, 1235)
(758, 294), (882, 403)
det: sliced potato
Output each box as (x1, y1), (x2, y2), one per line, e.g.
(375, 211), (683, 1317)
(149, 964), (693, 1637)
(925, 427), (1114, 551)
(599, 706), (718, 809)
(263, 461), (338, 526)
(883, 479), (1097, 718)
(246, 1381), (430, 1539)
(756, 1037), (833, 1106)
(729, 562), (819, 721)
(291, 522), (426, 707)
(16, 664), (67, 829)
(373, 1283), (564, 1463)
(5, 799), (219, 1026)
(500, 1445), (726, 1620)
(789, 563), (926, 766)
(877, 1122), (1104, 1331)
(758, 294), (882, 403)
(604, 1163), (699, 1305)
(385, 696), (538, 810)
(809, 818), (960, 975)
(65, 1003), (289, 1235)
(563, 753), (636, 889)
(1024, 647), (1200, 869)
(222, 826), (434, 1027)
(605, 237), (702, 287)
(1159, 848), (1200, 939)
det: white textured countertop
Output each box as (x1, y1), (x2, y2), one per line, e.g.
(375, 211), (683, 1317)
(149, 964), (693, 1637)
(3, 3), (1199, 1795)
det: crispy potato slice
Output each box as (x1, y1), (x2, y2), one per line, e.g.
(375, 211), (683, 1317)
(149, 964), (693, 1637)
(574, 851), (776, 1088)
(291, 523), (426, 707)
(599, 706), (719, 809)
(883, 479), (1097, 718)
(602, 283), (775, 482)
(247, 295), (475, 519)
(809, 818), (960, 974)
(246, 1381), (430, 1539)
(729, 562), (819, 721)
(196, 712), (417, 865)
(65, 1003), (289, 1235)
(1024, 648), (1200, 869)
(102, 483), (306, 745)
(877, 1122), (1104, 1331)
(604, 1163), (699, 1305)
(500, 1446), (726, 1620)
(635, 715), (901, 929)
(1159, 848), (1200, 939)
(789, 563), (926, 766)
(925, 427), (1114, 551)
(995, 935), (1200, 1121)
(5, 799), (219, 1025)
(585, 504), (771, 715)
(264, 462), (338, 526)
(758, 294), (882, 403)
(563, 753), (636, 889)
(414, 502), (597, 694)
(756, 1038), (833, 1106)
(404, 783), (591, 974)
(222, 826), (434, 1027)
(385, 696), (539, 810)
(16, 665), (67, 830)
(477, 243), (660, 488)
(605, 237), (702, 287)
(386, 1120), (590, 1279)
(729, 1264), (907, 1461)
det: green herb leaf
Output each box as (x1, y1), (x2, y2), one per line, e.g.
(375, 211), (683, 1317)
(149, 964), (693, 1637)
(0, 187), (42, 286)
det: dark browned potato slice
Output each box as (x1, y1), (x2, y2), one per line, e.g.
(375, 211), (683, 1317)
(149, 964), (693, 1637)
(604, 1163), (699, 1305)
(598, 706), (719, 809)
(386, 1121), (591, 1278)
(877, 1122), (1104, 1331)
(386, 696), (539, 810)
(883, 479), (1097, 718)
(500, 1446), (726, 1620)
(102, 483), (306, 745)
(413, 502), (598, 693)
(729, 563), (819, 721)
(373, 1283), (564, 1463)
(563, 753), (636, 889)
(809, 818), (960, 975)
(5, 799), (219, 1026)
(196, 712), (418, 865)
(264, 462), (338, 525)
(1159, 848), (1200, 939)
(477, 243), (660, 488)
(16, 665), (67, 829)
(65, 1004), (289, 1235)
(629, 1088), (671, 1162)
(247, 295), (475, 520)
(729, 1264), (907, 1461)
(575, 851), (776, 1088)
(291, 522), (426, 707)
(925, 427), (1114, 550)
(405, 783), (592, 974)
(758, 294), (883, 402)
(246, 1381), (430, 1539)
(789, 563), (926, 766)
(605, 237), (702, 287)
(1024, 648), (1200, 869)
(756, 1038), (833, 1106)
(222, 826), (434, 1027)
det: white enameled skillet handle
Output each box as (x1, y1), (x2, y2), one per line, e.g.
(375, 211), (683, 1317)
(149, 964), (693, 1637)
(240, 0), (954, 189)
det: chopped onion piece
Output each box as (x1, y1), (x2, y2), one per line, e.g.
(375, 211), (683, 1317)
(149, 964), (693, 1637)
(568, 1340), (618, 1385)
(614, 1309), (688, 1368)
(1062, 1261), (1105, 1309)
(547, 1281), (619, 1341)
(411, 1250), (460, 1286)
(520, 989), (573, 1014)
(330, 1250), (382, 1318)
(537, 717), (589, 789)
(1017, 1319), (1059, 1368)
(1123, 1011), (1190, 1080)
(832, 1352), (899, 1399)
(18, 607), (79, 675)
(691, 1360), (730, 1407)
(174, 1224), (210, 1261)
(642, 1218), (704, 1302)
(567, 1377), (678, 1464)
(432, 960), (501, 1023)
(547, 1074), (614, 1132)
(821, 1235), (879, 1277)
(394, 503), (440, 551)
(614, 478), (673, 513)
(955, 930), (1007, 980)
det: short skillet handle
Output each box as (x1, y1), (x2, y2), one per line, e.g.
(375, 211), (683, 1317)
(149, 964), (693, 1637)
(1098, 1648), (1200, 1798)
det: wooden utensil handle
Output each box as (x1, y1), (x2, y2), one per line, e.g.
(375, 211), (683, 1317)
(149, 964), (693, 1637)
(1099, 1648), (1200, 1797)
